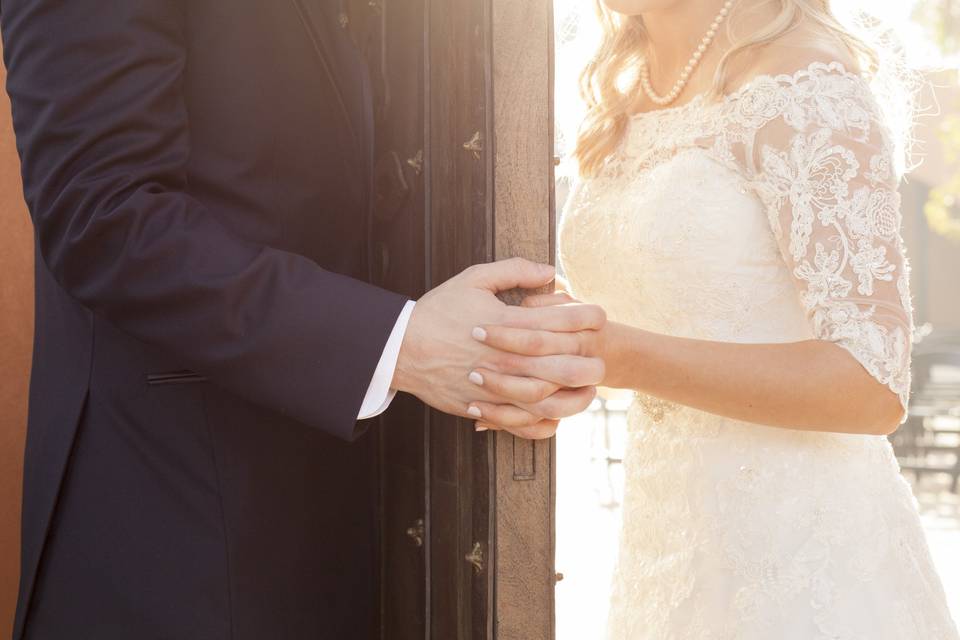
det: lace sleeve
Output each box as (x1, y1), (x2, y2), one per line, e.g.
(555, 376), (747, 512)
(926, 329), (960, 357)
(746, 65), (914, 418)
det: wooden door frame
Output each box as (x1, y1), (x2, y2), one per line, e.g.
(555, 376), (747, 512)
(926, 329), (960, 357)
(488, 0), (557, 638)
(355, 1), (556, 637)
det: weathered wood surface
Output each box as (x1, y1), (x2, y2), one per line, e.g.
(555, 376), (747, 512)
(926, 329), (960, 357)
(490, 1), (556, 639)
(353, 1), (555, 636)
(424, 1), (493, 638)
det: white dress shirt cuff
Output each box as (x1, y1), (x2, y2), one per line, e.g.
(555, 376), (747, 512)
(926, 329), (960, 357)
(357, 300), (416, 420)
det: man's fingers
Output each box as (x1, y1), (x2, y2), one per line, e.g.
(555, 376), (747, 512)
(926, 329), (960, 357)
(474, 325), (589, 357)
(469, 368), (560, 404)
(500, 303), (606, 332)
(463, 258), (555, 293)
(521, 292), (578, 308)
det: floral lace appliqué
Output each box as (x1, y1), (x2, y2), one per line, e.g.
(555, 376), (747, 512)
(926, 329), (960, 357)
(559, 60), (958, 640)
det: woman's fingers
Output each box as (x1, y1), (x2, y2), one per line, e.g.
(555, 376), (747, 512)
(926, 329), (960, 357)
(504, 420), (560, 440)
(476, 419), (559, 440)
(501, 302), (606, 332)
(468, 402), (565, 438)
(473, 324), (590, 357)
(468, 385), (596, 425)
(469, 368), (597, 419)
(478, 351), (605, 388)
(467, 402), (543, 429)
(523, 385), (597, 421)
(477, 420), (560, 440)
(522, 292), (577, 308)
(469, 368), (560, 404)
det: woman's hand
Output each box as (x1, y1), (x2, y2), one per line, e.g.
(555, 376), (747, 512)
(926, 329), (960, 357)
(477, 289), (608, 363)
(468, 285), (610, 436)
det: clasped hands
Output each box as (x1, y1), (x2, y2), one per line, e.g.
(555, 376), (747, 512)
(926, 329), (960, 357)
(392, 258), (607, 439)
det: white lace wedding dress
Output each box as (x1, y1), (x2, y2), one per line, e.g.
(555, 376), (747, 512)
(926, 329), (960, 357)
(558, 60), (960, 639)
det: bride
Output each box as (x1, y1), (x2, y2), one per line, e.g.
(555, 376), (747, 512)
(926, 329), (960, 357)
(472, 0), (960, 636)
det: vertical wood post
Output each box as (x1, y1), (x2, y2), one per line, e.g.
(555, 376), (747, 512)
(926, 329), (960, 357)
(490, 2), (556, 639)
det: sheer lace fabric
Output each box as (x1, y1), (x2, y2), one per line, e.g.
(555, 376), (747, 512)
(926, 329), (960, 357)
(558, 61), (959, 639)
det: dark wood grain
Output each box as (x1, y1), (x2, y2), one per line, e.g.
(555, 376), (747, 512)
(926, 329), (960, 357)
(349, 1), (429, 638)
(359, 1), (555, 637)
(425, 0), (491, 637)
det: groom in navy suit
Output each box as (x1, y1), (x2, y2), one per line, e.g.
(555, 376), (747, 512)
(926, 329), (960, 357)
(1, 1), (605, 638)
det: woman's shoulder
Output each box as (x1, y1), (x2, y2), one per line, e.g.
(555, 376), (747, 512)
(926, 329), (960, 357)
(715, 35), (881, 139)
(724, 26), (862, 91)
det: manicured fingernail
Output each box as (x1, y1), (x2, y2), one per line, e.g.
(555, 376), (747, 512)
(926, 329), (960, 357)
(475, 425), (489, 432)
(472, 327), (487, 342)
(468, 371), (484, 386)
(467, 405), (482, 418)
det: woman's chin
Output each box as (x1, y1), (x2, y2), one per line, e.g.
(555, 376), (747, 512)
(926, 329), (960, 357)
(601, 0), (680, 17)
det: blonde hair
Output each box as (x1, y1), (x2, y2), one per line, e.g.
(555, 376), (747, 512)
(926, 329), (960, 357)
(574, 0), (916, 177)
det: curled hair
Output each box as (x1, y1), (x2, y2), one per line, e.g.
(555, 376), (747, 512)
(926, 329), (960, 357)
(573, 0), (919, 177)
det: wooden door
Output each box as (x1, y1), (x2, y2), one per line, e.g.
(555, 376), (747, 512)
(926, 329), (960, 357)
(349, 1), (556, 638)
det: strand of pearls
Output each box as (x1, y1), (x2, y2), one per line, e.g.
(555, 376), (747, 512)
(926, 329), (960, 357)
(638, 0), (735, 106)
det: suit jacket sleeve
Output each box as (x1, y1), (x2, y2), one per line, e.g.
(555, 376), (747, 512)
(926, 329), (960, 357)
(0, 0), (409, 441)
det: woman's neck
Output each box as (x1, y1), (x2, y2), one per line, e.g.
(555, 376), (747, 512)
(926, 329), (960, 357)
(639, 0), (779, 98)
(641, 1), (728, 73)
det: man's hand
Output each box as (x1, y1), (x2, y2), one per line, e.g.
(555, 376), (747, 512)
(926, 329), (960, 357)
(392, 258), (606, 438)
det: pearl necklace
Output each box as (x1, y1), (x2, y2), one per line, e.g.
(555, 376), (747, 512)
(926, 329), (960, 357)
(638, 0), (735, 106)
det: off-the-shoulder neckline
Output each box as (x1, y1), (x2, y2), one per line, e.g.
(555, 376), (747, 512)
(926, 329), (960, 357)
(628, 60), (864, 122)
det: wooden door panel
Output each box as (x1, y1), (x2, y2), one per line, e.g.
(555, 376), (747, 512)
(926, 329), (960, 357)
(424, 0), (491, 638)
(350, 2), (429, 638)
(355, 1), (555, 637)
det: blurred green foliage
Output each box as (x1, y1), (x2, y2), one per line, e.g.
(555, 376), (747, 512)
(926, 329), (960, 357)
(925, 116), (960, 241)
(913, 0), (960, 55)
(915, 0), (960, 241)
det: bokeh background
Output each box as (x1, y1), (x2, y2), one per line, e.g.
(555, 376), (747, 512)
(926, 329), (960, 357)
(553, 1), (960, 637)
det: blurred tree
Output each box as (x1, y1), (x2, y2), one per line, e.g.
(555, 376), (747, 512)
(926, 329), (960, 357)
(914, 0), (960, 56)
(914, 0), (960, 241)
(925, 114), (960, 241)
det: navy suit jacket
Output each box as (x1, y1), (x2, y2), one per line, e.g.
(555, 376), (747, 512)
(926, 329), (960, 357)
(1, 1), (408, 637)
